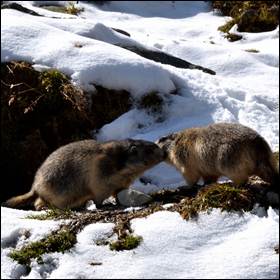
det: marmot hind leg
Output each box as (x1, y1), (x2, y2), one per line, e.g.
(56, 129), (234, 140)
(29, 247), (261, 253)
(34, 197), (48, 210)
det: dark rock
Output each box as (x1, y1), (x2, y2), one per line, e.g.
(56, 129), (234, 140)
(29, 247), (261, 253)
(112, 28), (131, 37)
(1, 2), (42, 16)
(117, 45), (216, 75)
(117, 189), (152, 207)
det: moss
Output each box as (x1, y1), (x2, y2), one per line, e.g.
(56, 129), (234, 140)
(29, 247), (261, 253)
(177, 183), (255, 220)
(26, 208), (74, 220)
(9, 229), (76, 266)
(109, 235), (143, 251)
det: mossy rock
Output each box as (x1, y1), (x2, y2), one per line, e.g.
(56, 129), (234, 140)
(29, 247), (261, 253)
(212, 1), (279, 33)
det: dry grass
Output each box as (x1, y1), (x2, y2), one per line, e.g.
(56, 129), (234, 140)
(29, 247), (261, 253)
(212, 1), (279, 33)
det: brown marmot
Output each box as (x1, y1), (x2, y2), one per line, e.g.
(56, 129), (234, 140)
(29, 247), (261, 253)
(156, 123), (279, 187)
(3, 139), (165, 210)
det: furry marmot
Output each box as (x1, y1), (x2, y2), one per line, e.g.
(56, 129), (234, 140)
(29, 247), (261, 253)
(4, 139), (165, 210)
(156, 123), (278, 187)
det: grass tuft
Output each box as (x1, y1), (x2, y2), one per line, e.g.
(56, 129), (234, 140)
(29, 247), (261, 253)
(26, 208), (74, 220)
(109, 235), (143, 251)
(178, 183), (255, 220)
(9, 229), (76, 266)
(41, 2), (84, 15)
(218, 19), (236, 33)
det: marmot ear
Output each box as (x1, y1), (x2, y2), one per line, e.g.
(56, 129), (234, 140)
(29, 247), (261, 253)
(157, 133), (176, 143)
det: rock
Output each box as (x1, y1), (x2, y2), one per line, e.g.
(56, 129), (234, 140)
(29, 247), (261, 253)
(1, 2), (42, 16)
(266, 191), (279, 206)
(112, 28), (131, 37)
(116, 45), (216, 75)
(117, 189), (153, 207)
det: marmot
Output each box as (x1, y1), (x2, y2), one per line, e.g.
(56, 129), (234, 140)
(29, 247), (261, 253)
(156, 123), (279, 187)
(3, 139), (165, 210)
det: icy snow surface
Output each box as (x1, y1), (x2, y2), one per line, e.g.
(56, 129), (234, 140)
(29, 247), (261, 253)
(1, 1), (279, 279)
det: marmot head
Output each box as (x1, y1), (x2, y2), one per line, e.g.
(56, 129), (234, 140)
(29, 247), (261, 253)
(155, 133), (178, 164)
(99, 139), (166, 177)
(123, 139), (166, 167)
(156, 133), (176, 153)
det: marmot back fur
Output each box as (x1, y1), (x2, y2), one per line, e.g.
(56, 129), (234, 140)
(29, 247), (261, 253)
(4, 139), (165, 210)
(156, 123), (278, 187)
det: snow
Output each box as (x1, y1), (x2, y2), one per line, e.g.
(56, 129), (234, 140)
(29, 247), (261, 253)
(1, 207), (278, 279)
(1, 208), (62, 279)
(1, 1), (279, 279)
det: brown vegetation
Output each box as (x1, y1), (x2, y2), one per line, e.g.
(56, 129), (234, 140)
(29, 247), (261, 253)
(213, 1), (279, 33)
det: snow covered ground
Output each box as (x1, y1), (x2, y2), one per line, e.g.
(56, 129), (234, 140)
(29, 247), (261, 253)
(1, 1), (279, 279)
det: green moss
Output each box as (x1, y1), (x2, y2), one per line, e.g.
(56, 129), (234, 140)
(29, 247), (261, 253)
(9, 229), (76, 266)
(179, 183), (255, 220)
(109, 235), (143, 251)
(26, 208), (74, 220)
